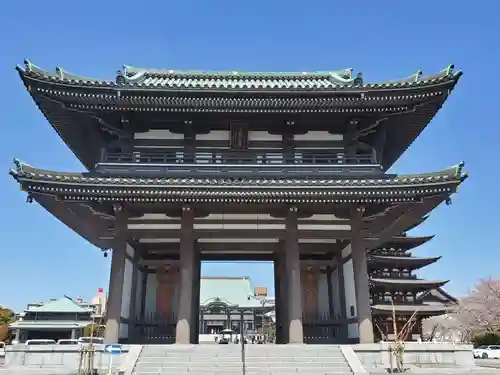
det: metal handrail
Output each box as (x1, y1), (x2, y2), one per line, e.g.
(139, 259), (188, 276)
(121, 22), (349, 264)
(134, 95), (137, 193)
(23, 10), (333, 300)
(102, 150), (376, 166)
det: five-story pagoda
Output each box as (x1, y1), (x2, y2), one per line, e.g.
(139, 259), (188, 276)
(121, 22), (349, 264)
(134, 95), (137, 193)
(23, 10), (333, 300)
(9, 60), (466, 345)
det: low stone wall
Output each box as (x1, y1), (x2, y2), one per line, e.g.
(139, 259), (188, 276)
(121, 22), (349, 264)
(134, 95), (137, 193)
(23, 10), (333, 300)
(353, 342), (475, 370)
(4, 344), (140, 373)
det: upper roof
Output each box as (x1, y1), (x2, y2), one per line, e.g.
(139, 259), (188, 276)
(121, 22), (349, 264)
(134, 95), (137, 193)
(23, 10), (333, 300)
(199, 276), (269, 308)
(15, 60), (462, 171)
(18, 60), (461, 92)
(25, 296), (91, 314)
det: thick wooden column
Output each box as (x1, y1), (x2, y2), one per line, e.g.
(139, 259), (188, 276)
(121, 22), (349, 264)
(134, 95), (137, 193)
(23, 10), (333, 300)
(336, 252), (348, 340)
(326, 266), (335, 317)
(274, 251), (286, 343)
(139, 266), (148, 320)
(351, 206), (375, 343)
(191, 248), (201, 344)
(128, 252), (140, 341)
(104, 204), (128, 344)
(285, 206), (303, 343)
(176, 205), (195, 344)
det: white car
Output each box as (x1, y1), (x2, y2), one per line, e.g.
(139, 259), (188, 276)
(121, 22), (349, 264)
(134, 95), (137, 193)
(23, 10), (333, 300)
(473, 345), (500, 359)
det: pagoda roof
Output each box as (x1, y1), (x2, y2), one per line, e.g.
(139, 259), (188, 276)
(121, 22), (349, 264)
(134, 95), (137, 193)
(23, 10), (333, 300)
(9, 159), (467, 205)
(371, 277), (448, 291)
(371, 303), (453, 316)
(16, 60), (462, 171)
(368, 255), (441, 269)
(376, 235), (434, 250)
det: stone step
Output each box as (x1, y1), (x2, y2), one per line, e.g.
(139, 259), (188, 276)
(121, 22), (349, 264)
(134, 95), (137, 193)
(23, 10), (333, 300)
(133, 369), (351, 375)
(136, 357), (348, 365)
(135, 363), (351, 370)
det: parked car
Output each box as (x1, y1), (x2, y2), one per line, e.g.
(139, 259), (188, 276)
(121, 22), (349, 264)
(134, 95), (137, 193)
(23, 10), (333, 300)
(25, 339), (56, 346)
(473, 345), (500, 359)
(78, 337), (104, 344)
(57, 339), (80, 345)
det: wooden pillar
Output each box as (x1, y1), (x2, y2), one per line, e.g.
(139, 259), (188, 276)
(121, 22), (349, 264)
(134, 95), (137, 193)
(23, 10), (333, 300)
(274, 253), (285, 344)
(139, 267), (148, 320)
(285, 206), (303, 343)
(336, 251), (348, 340)
(191, 249), (201, 344)
(326, 266), (335, 318)
(351, 206), (375, 343)
(128, 252), (140, 342)
(175, 206), (195, 344)
(104, 204), (128, 344)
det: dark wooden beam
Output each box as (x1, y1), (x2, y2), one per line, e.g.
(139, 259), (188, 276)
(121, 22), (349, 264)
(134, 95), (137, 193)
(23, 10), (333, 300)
(128, 228), (354, 240)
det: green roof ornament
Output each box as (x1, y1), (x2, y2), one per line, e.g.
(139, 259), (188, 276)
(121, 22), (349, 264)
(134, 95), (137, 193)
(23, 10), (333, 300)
(445, 64), (455, 76)
(116, 70), (126, 85)
(414, 70), (423, 82)
(353, 72), (363, 86)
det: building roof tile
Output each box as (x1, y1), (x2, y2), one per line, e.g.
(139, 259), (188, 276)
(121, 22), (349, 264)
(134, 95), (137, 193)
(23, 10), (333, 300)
(17, 60), (461, 92)
(200, 276), (269, 308)
(25, 297), (91, 314)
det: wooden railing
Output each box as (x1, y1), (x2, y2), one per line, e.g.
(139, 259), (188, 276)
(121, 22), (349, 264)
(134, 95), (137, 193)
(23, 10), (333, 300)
(102, 150), (376, 166)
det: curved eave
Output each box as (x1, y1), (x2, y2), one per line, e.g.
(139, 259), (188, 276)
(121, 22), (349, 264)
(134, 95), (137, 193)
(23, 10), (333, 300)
(371, 304), (453, 316)
(371, 278), (448, 291)
(17, 61), (461, 94)
(30, 194), (112, 250)
(368, 255), (441, 269)
(403, 215), (429, 232)
(9, 161), (466, 204)
(377, 235), (435, 250)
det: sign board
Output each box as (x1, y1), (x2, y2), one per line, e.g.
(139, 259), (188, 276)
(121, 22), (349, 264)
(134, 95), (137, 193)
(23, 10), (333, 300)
(104, 344), (122, 355)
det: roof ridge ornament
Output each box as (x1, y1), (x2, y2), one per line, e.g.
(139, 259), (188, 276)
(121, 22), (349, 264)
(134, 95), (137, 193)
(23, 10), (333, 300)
(55, 66), (64, 80)
(116, 70), (126, 85)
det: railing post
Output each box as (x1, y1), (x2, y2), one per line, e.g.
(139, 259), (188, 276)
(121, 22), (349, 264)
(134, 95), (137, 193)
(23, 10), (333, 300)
(100, 148), (107, 163)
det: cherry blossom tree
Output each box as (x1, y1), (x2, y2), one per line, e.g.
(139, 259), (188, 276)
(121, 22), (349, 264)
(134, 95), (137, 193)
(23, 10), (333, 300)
(454, 277), (500, 338)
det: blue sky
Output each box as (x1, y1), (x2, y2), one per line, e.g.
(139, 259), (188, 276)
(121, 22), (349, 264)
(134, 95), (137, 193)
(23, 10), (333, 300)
(0, 0), (498, 311)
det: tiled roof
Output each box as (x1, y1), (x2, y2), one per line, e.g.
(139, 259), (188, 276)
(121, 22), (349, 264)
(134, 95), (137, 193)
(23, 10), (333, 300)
(368, 255), (441, 267)
(25, 297), (91, 313)
(18, 60), (461, 91)
(371, 304), (452, 315)
(9, 320), (91, 329)
(371, 278), (448, 289)
(200, 276), (265, 308)
(9, 159), (467, 188)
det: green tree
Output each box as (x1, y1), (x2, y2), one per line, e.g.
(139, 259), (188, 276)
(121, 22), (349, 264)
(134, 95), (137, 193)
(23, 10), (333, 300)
(0, 307), (14, 324)
(472, 332), (500, 346)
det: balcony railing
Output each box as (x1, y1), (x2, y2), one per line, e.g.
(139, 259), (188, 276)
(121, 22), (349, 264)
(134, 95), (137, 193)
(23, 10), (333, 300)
(96, 150), (383, 178)
(103, 150), (375, 165)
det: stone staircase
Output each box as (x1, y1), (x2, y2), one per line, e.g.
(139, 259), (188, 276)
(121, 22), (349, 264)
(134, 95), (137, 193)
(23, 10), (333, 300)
(132, 344), (355, 375)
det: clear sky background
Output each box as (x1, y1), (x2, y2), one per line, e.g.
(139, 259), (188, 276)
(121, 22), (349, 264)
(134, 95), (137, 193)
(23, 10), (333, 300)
(0, 0), (498, 311)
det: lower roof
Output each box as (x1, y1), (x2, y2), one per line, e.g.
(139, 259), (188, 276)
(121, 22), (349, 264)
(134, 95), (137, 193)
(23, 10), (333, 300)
(371, 304), (453, 316)
(9, 159), (467, 205)
(371, 278), (448, 291)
